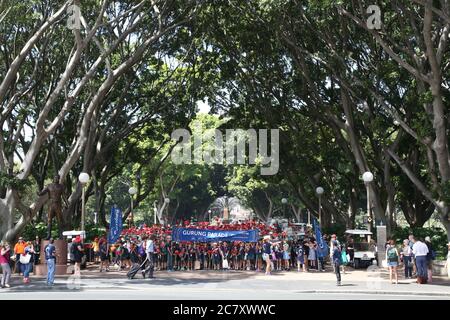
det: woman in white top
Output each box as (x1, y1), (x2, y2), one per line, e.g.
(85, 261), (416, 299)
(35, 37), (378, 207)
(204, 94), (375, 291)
(401, 239), (413, 279)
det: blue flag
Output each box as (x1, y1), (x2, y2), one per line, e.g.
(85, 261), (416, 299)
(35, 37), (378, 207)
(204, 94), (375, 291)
(313, 218), (327, 257)
(108, 205), (122, 243)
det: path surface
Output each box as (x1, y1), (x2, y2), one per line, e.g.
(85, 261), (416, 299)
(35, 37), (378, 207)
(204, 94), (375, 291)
(1, 264), (449, 300)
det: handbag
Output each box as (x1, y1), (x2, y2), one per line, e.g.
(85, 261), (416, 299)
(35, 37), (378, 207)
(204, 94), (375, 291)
(20, 253), (32, 264)
(222, 258), (229, 269)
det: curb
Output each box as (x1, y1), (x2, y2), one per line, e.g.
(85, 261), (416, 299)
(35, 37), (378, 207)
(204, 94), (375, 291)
(295, 290), (450, 297)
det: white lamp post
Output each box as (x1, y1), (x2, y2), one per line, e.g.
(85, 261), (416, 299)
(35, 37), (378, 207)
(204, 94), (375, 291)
(316, 187), (324, 224)
(78, 172), (90, 236)
(362, 171), (374, 242)
(128, 187), (137, 227)
(208, 209), (212, 222)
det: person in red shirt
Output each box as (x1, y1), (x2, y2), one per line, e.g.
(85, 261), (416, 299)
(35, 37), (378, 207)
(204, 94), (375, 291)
(0, 242), (11, 288)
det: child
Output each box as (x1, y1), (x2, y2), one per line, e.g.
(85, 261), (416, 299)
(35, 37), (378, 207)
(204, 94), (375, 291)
(296, 244), (306, 272)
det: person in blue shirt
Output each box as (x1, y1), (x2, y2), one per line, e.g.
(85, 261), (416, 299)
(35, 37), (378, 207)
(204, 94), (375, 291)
(44, 238), (56, 286)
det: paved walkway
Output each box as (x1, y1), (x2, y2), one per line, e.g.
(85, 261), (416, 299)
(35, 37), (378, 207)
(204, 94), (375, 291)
(1, 263), (449, 299)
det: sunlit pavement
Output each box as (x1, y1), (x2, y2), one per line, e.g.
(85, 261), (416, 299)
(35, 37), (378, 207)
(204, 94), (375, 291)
(1, 264), (449, 300)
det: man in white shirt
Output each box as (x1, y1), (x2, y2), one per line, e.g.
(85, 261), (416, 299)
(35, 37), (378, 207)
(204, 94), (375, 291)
(412, 237), (429, 283)
(143, 235), (155, 279)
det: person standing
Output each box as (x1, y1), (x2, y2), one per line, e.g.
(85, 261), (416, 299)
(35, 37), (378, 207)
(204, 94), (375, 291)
(44, 238), (56, 286)
(329, 234), (339, 272)
(255, 242), (263, 272)
(0, 242), (11, 288)
(408, 234), (417, 276)
(424, 236), (435, 283)
(282, 241), (290, 271)
(386, 240), (399, 284)
(92, 237), (100, 263)
(262, 236), (272, 275)
(33, 236), (41, 266)
(296, 243), (306, 272)
(331, 240), (342, 286)
(412, 237), (429, 284)
(308, 241), (317, 270)
(99, 238), (109, 272)
(167, 242), (174, 272)
(401, 239), (413, 279)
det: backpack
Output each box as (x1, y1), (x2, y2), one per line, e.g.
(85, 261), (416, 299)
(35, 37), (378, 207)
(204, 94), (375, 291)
(387, 247), (398, 261)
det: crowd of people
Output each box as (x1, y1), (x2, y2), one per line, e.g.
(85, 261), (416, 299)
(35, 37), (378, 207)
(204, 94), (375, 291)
(384, 235), (442, 285)
(1, 220), (450, 288)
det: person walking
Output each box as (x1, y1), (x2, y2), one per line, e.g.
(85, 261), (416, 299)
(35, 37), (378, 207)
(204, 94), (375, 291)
(401, 239), (413, 279)
(143, 235), (155, 278)
(20, 241), (35, 283)
(331, 240), (342, 286)
(412, 237), (429, 284)
(386, 240), (399, 284)
(71, 236), (84, 276)
(13, 237), (26, 274)
(0, 242), (11, 288)
(44, 238), (56, 286)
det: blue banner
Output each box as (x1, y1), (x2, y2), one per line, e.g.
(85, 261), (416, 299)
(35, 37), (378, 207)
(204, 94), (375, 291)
(313, 218), (327, 258)
(172, 228), (259, 242)
(108, 205), (122, 243)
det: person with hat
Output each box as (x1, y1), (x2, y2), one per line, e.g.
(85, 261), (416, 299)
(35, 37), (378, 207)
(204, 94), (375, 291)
(44, 238), (56, 286)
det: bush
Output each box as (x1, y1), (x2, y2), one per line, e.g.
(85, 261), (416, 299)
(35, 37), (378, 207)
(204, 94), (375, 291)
(391, 226), (448, 260)
(21, 222), (53, 240)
